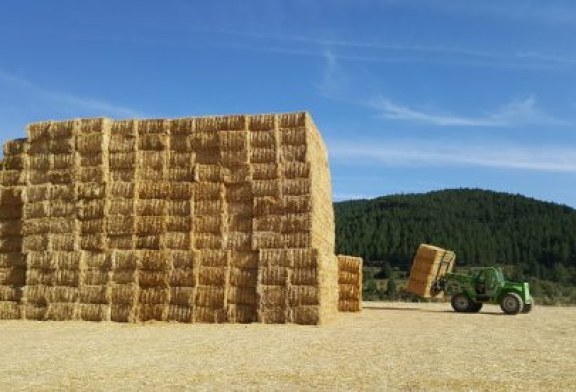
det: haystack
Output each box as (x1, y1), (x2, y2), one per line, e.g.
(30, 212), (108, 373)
(406, 244), (455, 298)
(0, 112), (362, 324)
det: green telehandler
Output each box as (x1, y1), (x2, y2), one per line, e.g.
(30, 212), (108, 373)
(432, 266), (534, 315)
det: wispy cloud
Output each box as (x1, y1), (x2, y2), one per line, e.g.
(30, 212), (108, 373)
(370, 95), (568, 127)
(0, 69), (142, 119)
(329, 139), (576, 173)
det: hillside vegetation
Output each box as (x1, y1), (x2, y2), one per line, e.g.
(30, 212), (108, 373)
(334, 189), (576, 303)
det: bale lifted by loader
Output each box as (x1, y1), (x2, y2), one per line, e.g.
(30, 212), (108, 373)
(407, 244), (533, 315)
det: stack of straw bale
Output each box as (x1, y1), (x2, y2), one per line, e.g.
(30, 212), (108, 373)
(337, 255), (362, 312)
(0, 112), (362, 324)
(407, 244), (455, 298)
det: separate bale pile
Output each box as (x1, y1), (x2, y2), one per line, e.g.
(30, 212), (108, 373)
(337, 255), (362, 312)
(0, 112), (360, 324)
(407, 244), (455, 298)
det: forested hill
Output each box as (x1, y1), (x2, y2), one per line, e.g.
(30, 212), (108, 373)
(334, 189), (576, 282)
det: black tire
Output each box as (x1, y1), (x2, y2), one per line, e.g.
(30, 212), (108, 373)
(500, 293), (524, 315)
(468, 302), (483, 313)
(451, 293), (471, 313)
(522, 297), (534, 314)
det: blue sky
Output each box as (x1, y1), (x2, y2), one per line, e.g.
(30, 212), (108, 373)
(1, 0), (575, 207)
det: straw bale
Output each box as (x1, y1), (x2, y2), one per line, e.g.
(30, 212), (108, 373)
(109, 134), (136, 153)
(280, 127), (307, 145)
(282, 179), (310, 196)
(194, 164), (225, 182)
(219, 131), (248, 151)
(139, 270), (169, 288)
(229, 267), (258, 287)
(109, 152), (136, 169)
(111, 120), (137, 137)
(291, 305), (320, 325)
(252, 232), (284, 249)
(170, 268), (196, 287)
(136, 235), (161, 250)
(229, 251), (258, 268)
(0, 204), (23, 220)
(50, 137), (76, 154)
(112, 270), (137, 284)
(252, 180), (282, 198)
(80, 233), (106, 251)
(50, 234), (77, 251)
(167, 168), (195, 182)
(138, 168), (164, 182)
(45, 303), (77, 321)
(52, 153), (76, 169)
(197, 249), (229, 267)
(198, 267), (226, 286)
(77, 134), (105, 154)
(108, 197), (134, 215)
(79, 167), (105, 183)
(110, 182), (135, 198)
(0, 267), (25, 285)
(2, 170), (26, 186)
(280, 145), (307, 162)
(227, 286), (257, 305)
(4, 139), (27, 156)
(251, 163), (280, 180)
(194, 183), (224, 201)
(283, 195), (311, 213)
(278, 112), (307, 128)
(194, 200), (224, 215)
(137, 199), (166, 216)
(171, 251), (195, 269)
(253, 216), (282, 232)
(27, 139), (50, 155)
(338, 283), (360, 300)
(107, 235), (134, 249)
(225, 304), (256, 323)
(169, 118), (194, 135)
(25, 285), (48, 304)
(139, 183), (168, 200)
(168, 151), (195, 169)
(291, 249), (319, 269)
(225, 200), (250, 216)
(139, 288), (170, 304)
(258, 249), (292, 268)
(77, 183), (105, 199)
(50, 201), (76, 218)
(284, 233), (311, 248)
(169, 135), (192, 152)
(194, 149), (220, 165)
(84, 269), (109, 285)
(109, 170), (135, 182)
(0, 301), (20, 320)
(291, 268), (318, 285)
(22, 234), (49, 251)
(139, 304), (167, 321)
(81, 219), (106, 234)
(107, 216), (135, 235)
(226, 232), (252, 251)
(27, 269), (80, 286)
(45, 286), (79, 303)
(79, 118), (108, 134)
(248, 114), (276, 130)
(138, 151), (165, 172)
(220, 151), (249, 166)
(228, 214), (252, 232)
(249, 129), (276, 147)
(195, 286), (225, 308)
(250, 147), (277, 163)
(195, 215), (224, 234)
(0, 252), (26, 268)
(261, 266), (288, 286)
(53, 251), (82, 269)
(113, 250), (140, 270)
(24, 202), (49, 219)
(253, 197), (282, 216)
(166, 216), (192, 232)
(79, 304), (110, 321)
(137, 119), (168, 135)
(139, 134), (167, 151)
(80, 152), (104, 167)
(30, 155), (51, 171)
(259, 306), (285, 324)
(136, 217), (166, 235)
(26, 185), (50, 202)
(194, 233), (224, 250)
(24, 304), (47, 320)
(110, 284), (139, 305)
(166, 304), (192, 322)
(139, 250), (170, 271)
(3, 155), (26, 170)
(165, 183), (192, 201)
(194, 306), (227, 323)
(0, 236), (22, 252)
(0, 286), (22, 302)
(259, 286), (287, 306)
(110, 304), (137, 322)
(281, 214), (311, 233)
(164, 233), (192, 250)
(83, 252), (113, 270)
(1, 220), (23, 237)
(167, 200), (191, 216)
(50, 184), (75, 201)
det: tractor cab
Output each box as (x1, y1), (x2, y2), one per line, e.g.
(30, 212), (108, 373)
(471, 267), (503, 298)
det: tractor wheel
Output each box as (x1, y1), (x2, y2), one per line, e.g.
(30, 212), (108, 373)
(451, 293), (471, 313)
(500, 293), (524, 315)
(522, 297), (534, 314)
(468, 302), (483, 313)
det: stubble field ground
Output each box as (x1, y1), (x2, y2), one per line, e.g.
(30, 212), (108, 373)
(0, 301), (575, 391)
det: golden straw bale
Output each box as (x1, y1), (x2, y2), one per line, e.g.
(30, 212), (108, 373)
(111, 270), (137, 284)
(137, 199), (166, 216)
(194, 200), (223, 215)
(0, 221), (23, 237)
(291, 249), (319, 269)
(260, 286), (287, 306)
(108, 200), (134, 216)
(79, 166), (106, 183)
(136, 217), (166, 235)
(79, 118), (107, 134)
(52, 153), (76, 169)
(0, 301), (21, 320)
(198, 267), (226, 286)
(45, 286), (79, 303)
(218, 131), (248, 150)
(110, 284), (139, 305)
(253, 216), (282, 232)
(284, 233), (311, 248)
(289, 286), (319, 306)
(195, 306), (228, 323)
(109, 152), (136, 169)
(0, 204), (23, 220)
(280, 145), (307, 162)
(0, 267), (26, 285)
(0, 286), (22, 302)
(220, 151), (249, 166)
(139, 304), (167, 321)
(139, 134), (167, 151)
(197, 249), (229, 267)
(83, 269), (109, 285)
(24, 202), (50, 219)
(79, 304), (110, 321)
(139, 270), (169, 288)
(169, 118), (194, 135)
(50, 201), (76, 218)
(171, 251), (195, 269)
(77, 183), (105, 200)
(50, 234), (77, 251)
(107, 216), (135, 235)
(111, 120), (137, 137)
(0, 252), (26, 269)
(227, 286), (257, 305)
(45, 303), (77, 321)
(280, 127), (307, 145)
(139, 151), (165, 171)
(138, 168), (164, 182)
(258, 249), (292, 268)
(170, 269), (196, 287)
(194, 183), (224, 201)
(250, 147), (277, 163)
(139, 183), (168, 200)
(50, 184), (75, 201)
(251, 163), (280, 180)
(261, 266), (288, 285)
(224, 183), (252, 201)
(3, 155), (26, 170)
(167, 183), (193, 200)
(252, 180), (281, 198)
(3, 139), (27, 156)
(167, 200), (191, 216)
(107, 235), (134, 249)
(291, 268), (318, 285)
(77, 134), (105, 154)
(248, 114), (276, 130)
(26, 185), (50, 203)
(109, 135), (136, 153)
(80, 152), (104, 167)
(195, 286), (225, 308)
(2, 170), (26, 186)
(139, 288), (170, 304)
(226, 304), (257, 323)
(109, 170), (135, 182)
(30, 155), (51, 171)
(80, 219), (106, 234)
(279, 112), (307, 128)
(252, 232), (284, 249)
(169, 135), (192, 152)
(282, 179), (310, 196)
(136, 235), (161, 250)
(54, 251), (82, 270)
(80, 233), (106, 251)
(249, 129), (276, 147)
(140, 250), (171, 271)
(109, 182), (135, 198)
(282, 195), (311, 213)
(228, 214), (252, 232)
(194, 164), (225, 183)
(226, 232), (252, 251)
(229, 267), (258, 287)
(110, 304), (137, 322)
(166, 305), (192, 322)
(292, 305), (320, 325)
(194, 233), (224, 250)
(253, 196), (282, 216)
(166, 216), (192, 232)
(50, 137), (75, 154)
(0, 237), (23, 252)
(164, 233), (192, 250)
(80, 285), (111, 304)
(138, 119), (168, 135)
(22, 234), (49, 251)
(113, 250), (140, 270)
(195, 215), (223, 234)
(259, 306), (286, 324)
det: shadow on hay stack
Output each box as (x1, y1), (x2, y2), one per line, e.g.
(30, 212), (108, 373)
(0, 112), (362, 324)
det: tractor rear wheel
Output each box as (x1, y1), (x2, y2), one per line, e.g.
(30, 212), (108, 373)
(451, 293), (471, 313)
(522, 297), (534, 314)
(468, 302), (483, 313)
(500, 293), (524, 315)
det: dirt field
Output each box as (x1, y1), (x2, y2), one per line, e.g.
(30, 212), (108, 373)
(1, 302), (575, 391)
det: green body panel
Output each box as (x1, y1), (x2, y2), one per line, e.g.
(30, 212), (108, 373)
(443, 267), (531, 305)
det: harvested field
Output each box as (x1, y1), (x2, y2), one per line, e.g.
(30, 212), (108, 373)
(0, 301), (574, 391)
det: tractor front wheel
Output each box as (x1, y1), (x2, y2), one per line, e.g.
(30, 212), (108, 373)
(451, 293), (471, 313)
(500, 293), (524, 315)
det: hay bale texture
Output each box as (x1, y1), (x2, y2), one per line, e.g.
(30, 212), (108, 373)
(0, 112), (362, 324)
(406, 244), (455, 298)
